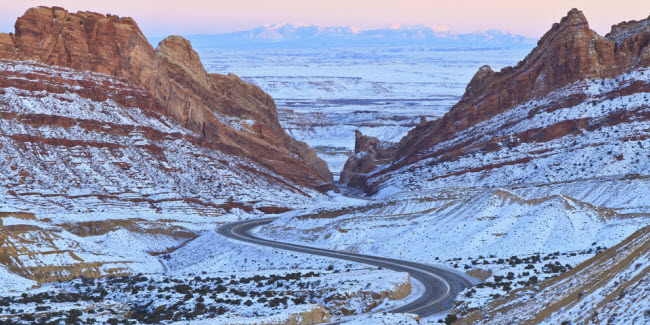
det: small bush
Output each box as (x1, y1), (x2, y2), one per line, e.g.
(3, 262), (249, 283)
(444, 314), (458, 324)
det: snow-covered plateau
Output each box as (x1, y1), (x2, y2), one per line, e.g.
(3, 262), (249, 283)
(197, 46), (532, 176)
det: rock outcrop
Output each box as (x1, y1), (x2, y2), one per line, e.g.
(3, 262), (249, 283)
(394, 9), (650, 164)
(280, 306), (330, 325)
(156, 35), (281, 130)
(0, 213), (133, 283)
(339, 131), (396, 187)
(0, 6), (333, 192)
(342, 9), (650, 193)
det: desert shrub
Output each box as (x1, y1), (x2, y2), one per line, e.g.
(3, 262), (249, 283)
(444, 314), (458, 324)
(173, 284), (192, 294)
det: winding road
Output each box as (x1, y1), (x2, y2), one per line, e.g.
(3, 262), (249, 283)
(217, 218), (474, 318)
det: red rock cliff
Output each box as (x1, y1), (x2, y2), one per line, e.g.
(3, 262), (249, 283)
(0, 6), (333, 192)
(342, 9), (650, 191)
(396, 9), (650, 164)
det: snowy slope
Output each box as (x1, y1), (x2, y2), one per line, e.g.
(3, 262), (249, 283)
(365, 68), (650, 208)
(0, 60), (320, 215)
(258, 189), (648, 262)
(458, 226), (650, 325)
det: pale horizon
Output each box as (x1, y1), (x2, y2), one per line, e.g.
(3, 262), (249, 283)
(0, 0), (649, 39)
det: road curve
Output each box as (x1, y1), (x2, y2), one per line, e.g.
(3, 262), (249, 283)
(217, 218), (474, 318)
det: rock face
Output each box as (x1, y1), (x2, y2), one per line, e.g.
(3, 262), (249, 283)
(0, 212), (133, 283)
(339, 131), (396, 187)
(281, 306), (330, 325)
(0, 59), (320, 215)
(342, 9), (650, 193)
(156, 35), (280, 130)
(0, 6), (333, 192)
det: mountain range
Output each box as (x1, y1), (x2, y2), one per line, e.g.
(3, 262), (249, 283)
(148, 23), (535, 49)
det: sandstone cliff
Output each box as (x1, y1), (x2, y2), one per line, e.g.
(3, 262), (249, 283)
(395, 9), (650, 164)
(0, 6), (333, 192)
(342, 9), (650, 193)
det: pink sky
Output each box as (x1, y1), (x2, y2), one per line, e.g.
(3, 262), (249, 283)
(0, 0), (649, 38)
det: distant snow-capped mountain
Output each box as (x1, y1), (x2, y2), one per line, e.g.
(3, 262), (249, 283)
(239, 23), (362, 42)
(149, 24), (535, 49)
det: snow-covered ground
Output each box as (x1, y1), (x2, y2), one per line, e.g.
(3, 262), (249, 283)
(457, 226), (650, 325)
(2, 38), (649, 325)
(259, 189), (649, 261)
(257, 186), (650, 320)
(0, 209), (420, 324)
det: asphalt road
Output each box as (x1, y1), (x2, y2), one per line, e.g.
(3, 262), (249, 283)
(217, 218), (475, 318)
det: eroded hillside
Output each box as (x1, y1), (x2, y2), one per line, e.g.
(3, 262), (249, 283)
(458, 226), (650, 324)
(0, 6), (333, 192)
(342, 9), (650, 198)
(0, 60), (316, 214)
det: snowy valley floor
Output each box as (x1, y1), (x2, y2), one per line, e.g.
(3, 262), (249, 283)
(0, 194), (422, 324)
(1, 185), (650, 324)
(257, 186), (650, 323)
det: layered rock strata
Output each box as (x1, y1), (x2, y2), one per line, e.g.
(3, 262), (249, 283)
(0, 6), (333, 193)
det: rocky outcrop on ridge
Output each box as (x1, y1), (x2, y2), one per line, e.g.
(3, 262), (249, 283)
(394, 9), (650, 164)
(339, 130), (396, 187)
